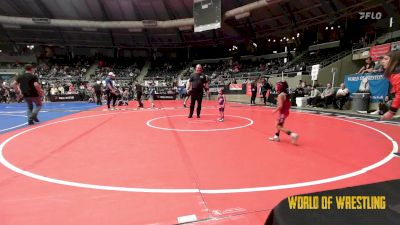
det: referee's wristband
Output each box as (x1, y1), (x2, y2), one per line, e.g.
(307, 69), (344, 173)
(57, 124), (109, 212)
(389, 107), (398, 114)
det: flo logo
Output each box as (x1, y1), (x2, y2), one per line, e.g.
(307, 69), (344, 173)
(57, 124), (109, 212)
(359, 12), (382, 19)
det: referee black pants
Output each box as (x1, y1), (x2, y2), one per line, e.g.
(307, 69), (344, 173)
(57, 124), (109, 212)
(189, 91), (203, 117)
(106, 90), (117, 108)
(95, 91), (102, 105)
(136, 91), (143, 107)
(251, 91), (257, 104)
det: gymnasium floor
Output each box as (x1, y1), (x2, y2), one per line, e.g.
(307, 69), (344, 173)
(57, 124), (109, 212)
(0, 100), (399, 225)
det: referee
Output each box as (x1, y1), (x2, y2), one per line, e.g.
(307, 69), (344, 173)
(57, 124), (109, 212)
(188, 64), (208, 118)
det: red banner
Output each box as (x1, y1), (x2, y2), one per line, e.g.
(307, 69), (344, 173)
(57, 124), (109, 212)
(229, 84), (243, 91)
(369, 43), (391, 61)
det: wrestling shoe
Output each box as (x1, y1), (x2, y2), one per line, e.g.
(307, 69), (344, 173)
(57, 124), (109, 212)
(268, 135), (280, 142)
(290, 133), (299, 144)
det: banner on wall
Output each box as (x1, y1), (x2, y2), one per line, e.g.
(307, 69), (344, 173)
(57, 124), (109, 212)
(246, 83), (262, 97)
(369, 43), (391, 61)
(311, 64), (320, 81)
(344, 73), (389, 103)
(229, 84), (242, 90)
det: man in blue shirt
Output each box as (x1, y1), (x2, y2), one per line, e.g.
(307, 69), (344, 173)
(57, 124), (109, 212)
(148, 82), (156, 108)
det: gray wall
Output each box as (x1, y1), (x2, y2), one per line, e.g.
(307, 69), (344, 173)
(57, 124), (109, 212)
(268, 75), (308, 89)
(316, 54), (364, 87)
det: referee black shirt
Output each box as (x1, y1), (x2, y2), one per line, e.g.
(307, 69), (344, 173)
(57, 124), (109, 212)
(93, 83), (102, 93)
(189, 73), (207, 93)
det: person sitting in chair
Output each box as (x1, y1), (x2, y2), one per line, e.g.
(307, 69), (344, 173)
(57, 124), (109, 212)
(319, 83), (334, 108)
(335, 83), (349, 110)
(307, 85), (321, 107)
(358, 57), (375, 74)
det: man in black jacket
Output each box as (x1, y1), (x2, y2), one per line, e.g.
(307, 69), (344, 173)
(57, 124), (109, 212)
(261, 77), (271, 105)
(250, 80), (257, 105)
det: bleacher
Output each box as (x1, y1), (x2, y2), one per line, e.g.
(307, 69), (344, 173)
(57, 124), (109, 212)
(91, 58), (145, 86)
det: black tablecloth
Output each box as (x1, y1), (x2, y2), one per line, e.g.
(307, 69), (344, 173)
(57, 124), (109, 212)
(153, 94), (177, 100)
(50, 94), (80, 102)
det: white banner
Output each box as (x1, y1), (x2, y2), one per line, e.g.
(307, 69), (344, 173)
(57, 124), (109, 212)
(311, 64), (320, 81)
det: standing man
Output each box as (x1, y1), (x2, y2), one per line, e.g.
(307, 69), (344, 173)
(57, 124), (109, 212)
(188, 64), (208, 118)
(135, 81), (143, 108)
(93, 80), (103, 105)
(148, 82), (156, 109)
(261, 77), (271, 105)
(105, 72), (117, 110)
(250, 80), (257, 105)
(13, 64), (44, 125)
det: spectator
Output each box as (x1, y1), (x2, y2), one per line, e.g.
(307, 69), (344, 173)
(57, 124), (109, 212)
(250, 80), (257, 105)
(320, 83), (334, 108)
(50, 85), (58, 95)
(372, 56), (384, 73)
(358, 57), (375, 74)
(58, 85), (65, 94)
(260, 77), (271, 105)
(122, 89), (129, 104)
(13, 64), (44, 125)
(303, 85), (311, 96)
(371, 96), (392, 115)
(335, 83), (349, 110)
(69, 83), (75, 93)
(313, 80), (320, 88)
(381, 51), (400, 121)
(307, 86), (321, 106)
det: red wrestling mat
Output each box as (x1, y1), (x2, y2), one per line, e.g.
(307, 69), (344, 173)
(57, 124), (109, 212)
(0, 100), (399, 225)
